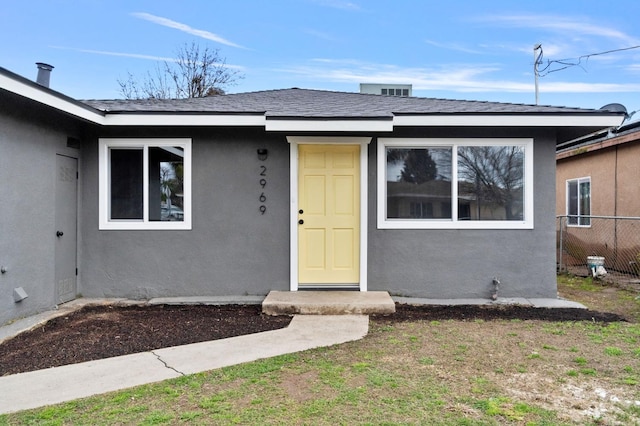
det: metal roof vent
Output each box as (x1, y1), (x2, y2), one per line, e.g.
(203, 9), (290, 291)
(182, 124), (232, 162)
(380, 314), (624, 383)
(36, 62), (54, 87)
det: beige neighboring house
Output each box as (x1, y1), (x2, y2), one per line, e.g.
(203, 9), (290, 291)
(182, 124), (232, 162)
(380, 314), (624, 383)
(556, 119), (640, 271)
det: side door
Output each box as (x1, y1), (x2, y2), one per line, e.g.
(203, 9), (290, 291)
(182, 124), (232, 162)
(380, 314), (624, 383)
(55, 154), (78, 303)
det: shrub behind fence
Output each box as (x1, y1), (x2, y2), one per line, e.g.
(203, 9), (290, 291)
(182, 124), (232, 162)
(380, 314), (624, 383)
(557, 216), (640, 276)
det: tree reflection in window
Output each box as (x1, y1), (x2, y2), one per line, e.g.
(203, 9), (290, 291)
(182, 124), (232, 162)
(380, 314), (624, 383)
(386, 145), (524, 221)
(149, 147), (184, 222)
(457, 146), (524, 221)
(386, 147), (452, 219)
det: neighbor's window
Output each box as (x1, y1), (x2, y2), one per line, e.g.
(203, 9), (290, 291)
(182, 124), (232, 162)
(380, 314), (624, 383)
(566, 177), (591, 226)
(377, 138), (533, 229)
(99, 138), (191, 230)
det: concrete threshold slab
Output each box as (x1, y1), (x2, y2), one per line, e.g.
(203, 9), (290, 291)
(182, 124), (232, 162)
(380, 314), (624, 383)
(262, 291), (396, 315)
(0, 315), (368, 415)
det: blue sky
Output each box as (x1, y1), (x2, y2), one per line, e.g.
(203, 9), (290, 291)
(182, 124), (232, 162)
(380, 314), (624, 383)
(2, 0), (640, 113)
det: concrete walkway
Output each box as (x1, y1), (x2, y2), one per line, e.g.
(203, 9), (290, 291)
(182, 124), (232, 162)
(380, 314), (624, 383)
(0, 314), (368, 414)
(0, 294), (585, 414)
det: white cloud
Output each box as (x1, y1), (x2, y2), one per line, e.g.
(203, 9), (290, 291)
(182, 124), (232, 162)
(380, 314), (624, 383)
(305, 29), (340, 42)
(514, 42), (565, 57)
(478, 14), (639, 46)
(539, 81), (640, 93)
(50, 46), (175, 62)
(424, 40), (483, 55)
(281, 60), (506, 91)
(311, 0), (360, 11)
(278, 58), (640, 94)
(473, 14), (640, 81)
(423, 39), (565, 59)
(131, 12), (245, 49)
(49, 46), (245, 70)
(625, 64), (640, 73)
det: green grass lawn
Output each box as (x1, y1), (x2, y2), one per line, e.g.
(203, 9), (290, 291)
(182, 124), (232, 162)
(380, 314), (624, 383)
(1, 275), (639, 425)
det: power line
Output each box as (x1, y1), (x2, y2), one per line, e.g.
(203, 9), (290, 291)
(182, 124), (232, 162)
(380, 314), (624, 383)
(535, 44), (640, 77)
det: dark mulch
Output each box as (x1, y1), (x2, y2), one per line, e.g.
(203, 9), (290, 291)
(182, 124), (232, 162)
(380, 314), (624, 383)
(0, 304), (291, 376)
(0, 303), (627, 376)
(372, 304), (628, 323)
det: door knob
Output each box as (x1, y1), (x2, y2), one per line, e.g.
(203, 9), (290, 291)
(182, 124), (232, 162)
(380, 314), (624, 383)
(298, 219), (304, 225)
(56, 231), (64, 237)
(299, 209), (304, 214)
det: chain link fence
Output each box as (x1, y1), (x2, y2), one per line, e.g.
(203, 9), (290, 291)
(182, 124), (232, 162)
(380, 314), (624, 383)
(557, 216), (640, 280)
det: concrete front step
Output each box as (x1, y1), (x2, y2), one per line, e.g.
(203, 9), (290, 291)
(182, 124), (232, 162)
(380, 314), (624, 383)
(262, 290), (396, 316)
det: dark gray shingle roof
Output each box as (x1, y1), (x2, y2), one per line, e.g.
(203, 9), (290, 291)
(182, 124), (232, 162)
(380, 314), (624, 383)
(82, 88), (602, 118)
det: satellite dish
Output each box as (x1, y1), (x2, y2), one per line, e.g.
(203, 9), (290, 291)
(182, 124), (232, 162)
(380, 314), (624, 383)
(599, 103), (628, 114)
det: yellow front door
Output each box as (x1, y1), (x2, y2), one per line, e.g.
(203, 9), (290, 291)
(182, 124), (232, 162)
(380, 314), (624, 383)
(298, 144), (360, 285)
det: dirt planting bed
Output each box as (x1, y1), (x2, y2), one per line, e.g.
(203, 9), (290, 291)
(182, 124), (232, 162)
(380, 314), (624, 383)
(0, 302), (626, 376)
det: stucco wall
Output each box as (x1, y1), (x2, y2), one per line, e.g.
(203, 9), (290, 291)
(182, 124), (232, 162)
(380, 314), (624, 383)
(368, 130), (558, 298)
(613, 142), (640, 217)
(556, 140), (640, 217)
(79, 128), (291, 299)
(2, 108), (561, 325)
(79, 127), (558, 300)
(556, 149), (617, 217)
(556, 140), (640, 271)
(0, 92), (83, 325)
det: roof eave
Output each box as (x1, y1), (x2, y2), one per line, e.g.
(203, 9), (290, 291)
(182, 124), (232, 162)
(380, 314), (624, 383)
(102, 113), (267, 127)
(393, 114), (623, 128)
(0, 66), (105, 124)
(100, 112), (622, 132)
(0, 66), (624, 133)
(557, 127), (640, 160)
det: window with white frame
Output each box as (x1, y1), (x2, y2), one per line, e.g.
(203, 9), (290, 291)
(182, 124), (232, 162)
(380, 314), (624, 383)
(377, 138), (534, 229)
(99, 138), (192, 230)
(566, 177), (591, 226)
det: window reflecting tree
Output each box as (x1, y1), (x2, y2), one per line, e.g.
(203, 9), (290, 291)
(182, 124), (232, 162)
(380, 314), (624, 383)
(399, 149), (437, 183)
(457, 146), (524, 220)
(386, 148), (452, 219)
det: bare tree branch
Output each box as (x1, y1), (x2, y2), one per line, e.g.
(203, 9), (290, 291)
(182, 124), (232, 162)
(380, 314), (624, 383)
(118, 42), (243, 99)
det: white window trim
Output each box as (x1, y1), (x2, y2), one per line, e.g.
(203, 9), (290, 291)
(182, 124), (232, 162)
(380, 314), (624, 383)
(99, 138), (192, 230)
(377, 138), (534, 230)
(566, 176), (591, 228)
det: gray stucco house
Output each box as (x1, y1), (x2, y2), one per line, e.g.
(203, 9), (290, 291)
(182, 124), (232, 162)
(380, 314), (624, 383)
(0, 65), (623, 324)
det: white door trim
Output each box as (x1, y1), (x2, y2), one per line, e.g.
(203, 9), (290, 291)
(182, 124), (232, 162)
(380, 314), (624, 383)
(287, 136), (371, 291)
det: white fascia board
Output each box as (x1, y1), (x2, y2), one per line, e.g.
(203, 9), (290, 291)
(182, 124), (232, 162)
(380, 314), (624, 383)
(0, 73), (104, 124)
(101, 114), (266, 126)
(393, 114), (624, 128)
(266, 119), (393, 132)
(286, 136), (373, 145)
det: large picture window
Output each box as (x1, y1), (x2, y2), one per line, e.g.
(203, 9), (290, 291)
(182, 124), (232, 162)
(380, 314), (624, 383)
(566, 177), (591, 227)
(377, 138), (534, 229)
(99, 138), (191, 230)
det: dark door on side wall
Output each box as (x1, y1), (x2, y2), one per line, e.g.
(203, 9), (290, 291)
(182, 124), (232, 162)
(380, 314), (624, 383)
(55, 154), (78, 303)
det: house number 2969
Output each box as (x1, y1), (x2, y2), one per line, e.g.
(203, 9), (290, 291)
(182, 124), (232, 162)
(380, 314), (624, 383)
(259, 165), (267, 215)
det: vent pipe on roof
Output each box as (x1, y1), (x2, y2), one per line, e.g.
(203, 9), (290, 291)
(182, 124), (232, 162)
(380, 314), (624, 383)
(35, 62), (54, 87)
